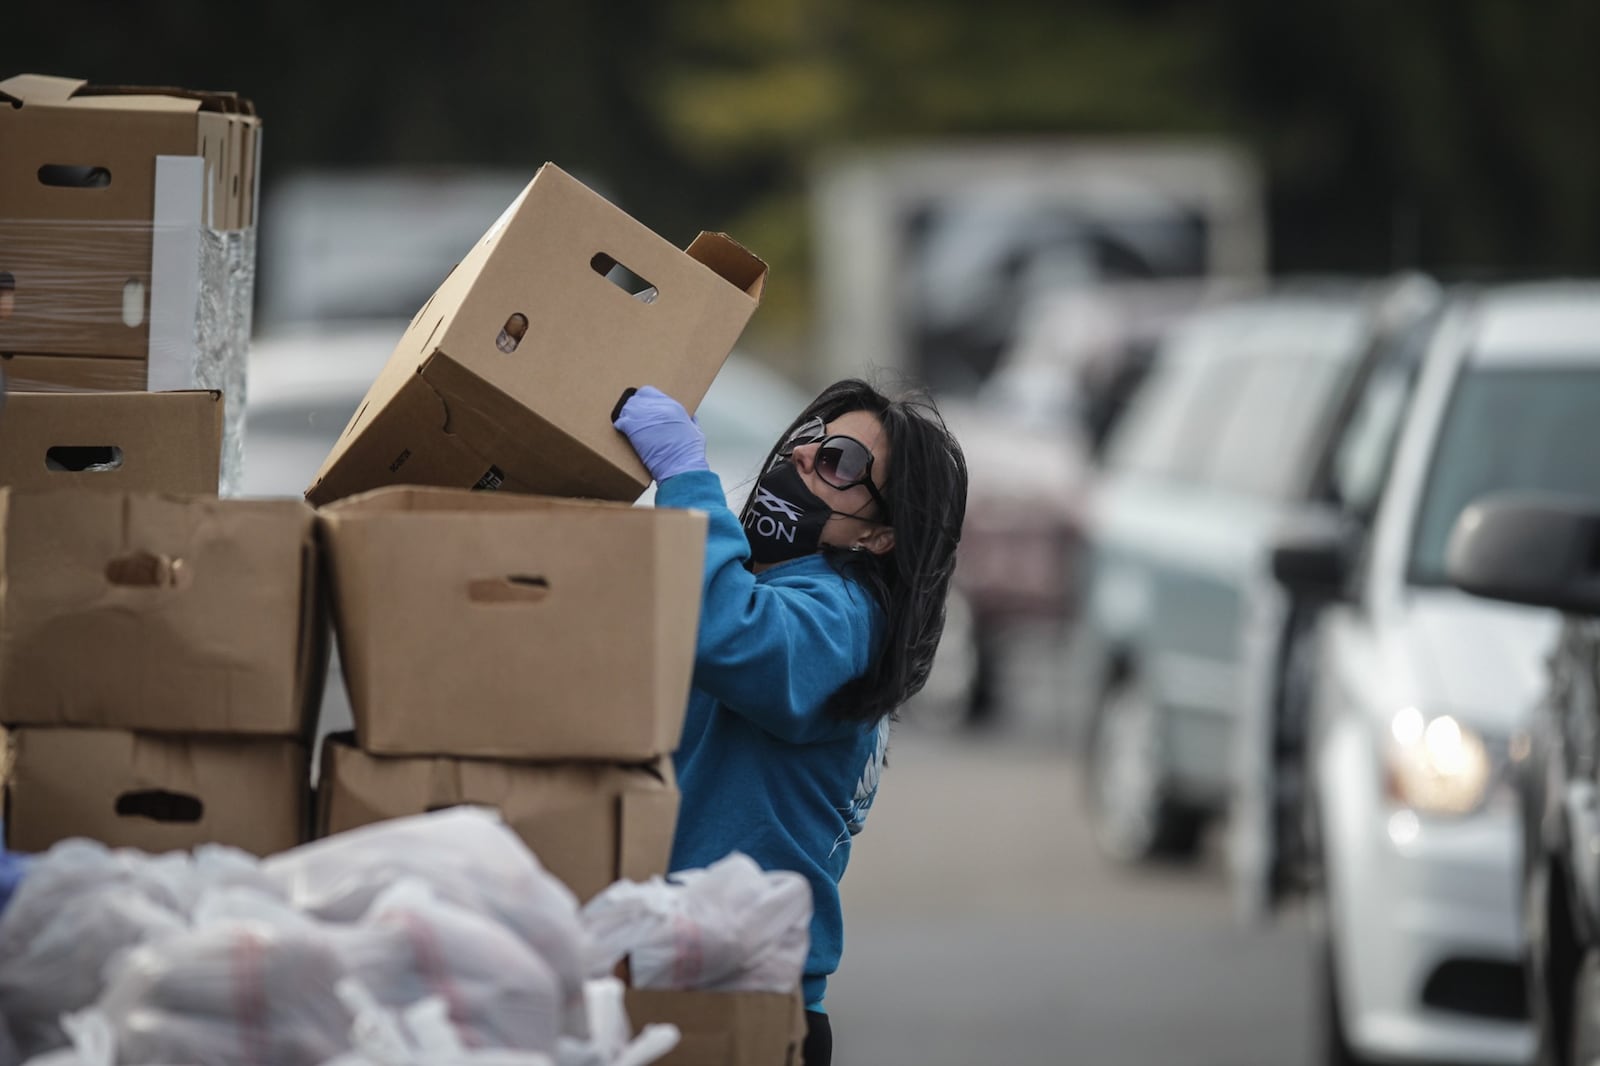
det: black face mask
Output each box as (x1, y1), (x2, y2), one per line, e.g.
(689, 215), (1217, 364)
(741, 460), (834, 564)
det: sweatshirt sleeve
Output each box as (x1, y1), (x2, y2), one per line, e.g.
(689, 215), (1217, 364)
(656, 470), (878, 745)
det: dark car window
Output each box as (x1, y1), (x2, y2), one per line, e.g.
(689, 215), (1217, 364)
(1324, 327), (1429, 519)
(1409, 364), (1600, 584)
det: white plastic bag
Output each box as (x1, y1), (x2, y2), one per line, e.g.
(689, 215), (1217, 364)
(264, 810), (589, 1009)
(319, 981), (558, 1066)
(0, 841), (188, 1059)
(94, 920), (358, 1066)
(337, 880), (564, 1054)
(580, 853), (811, 993)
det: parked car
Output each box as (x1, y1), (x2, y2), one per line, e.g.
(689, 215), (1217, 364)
(1062, 275), (1440, 862)
(1269, 282), (1600, 1065)
(1449, 493), (1600, 1066)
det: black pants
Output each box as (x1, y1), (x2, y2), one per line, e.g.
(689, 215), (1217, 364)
(803, 1010), (832, 1066)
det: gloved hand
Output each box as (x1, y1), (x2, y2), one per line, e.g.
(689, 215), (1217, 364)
(613, 385), (709, 483)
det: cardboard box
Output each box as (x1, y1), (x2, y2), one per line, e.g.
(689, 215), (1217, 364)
(1, 354), (151, 392)
(318, 734), (680, 901)
(0, 73), (261, 360)
(320, 486), (705, 759)
(623, 989), (806, 1066)
(0, 489), (325, 736)
(0, 390), (222, 493)
(2, 726), (309, 856)
(305, 163), (766, 506)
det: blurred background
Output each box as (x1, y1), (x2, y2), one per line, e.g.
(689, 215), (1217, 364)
(9, 4), (1600, 1064)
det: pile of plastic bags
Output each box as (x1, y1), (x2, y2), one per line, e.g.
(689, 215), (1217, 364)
(0, 810), (677, 1066)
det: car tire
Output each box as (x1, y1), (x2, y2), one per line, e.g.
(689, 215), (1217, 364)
(1314, 892), (1375, 1066)
(1084, 676), (1204, 862)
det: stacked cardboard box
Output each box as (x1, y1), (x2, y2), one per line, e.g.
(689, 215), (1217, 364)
(0, 488), (326, 856)
(313, 486), (702, 902)
(0, 73), (262, 493)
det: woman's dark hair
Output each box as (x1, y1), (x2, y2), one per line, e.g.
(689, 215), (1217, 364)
(742, 378), (968, 723)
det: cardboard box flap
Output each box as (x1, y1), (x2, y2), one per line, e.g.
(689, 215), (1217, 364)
(0, 74), (86, 105)
(686, 233), (768, 301)
(0, 75), (234, 115)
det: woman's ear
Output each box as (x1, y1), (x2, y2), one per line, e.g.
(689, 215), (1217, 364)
(857, 524), (895, 556)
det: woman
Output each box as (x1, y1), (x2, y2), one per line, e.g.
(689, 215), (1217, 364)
(614, 378), (967, 1066)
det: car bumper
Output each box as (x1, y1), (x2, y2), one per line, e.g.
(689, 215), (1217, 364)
(1333, 794), (1532, 1065)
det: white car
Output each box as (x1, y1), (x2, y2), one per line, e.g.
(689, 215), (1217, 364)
(1267, 283), (1600, 1065)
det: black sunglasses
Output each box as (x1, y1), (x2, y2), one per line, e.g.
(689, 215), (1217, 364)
(778, 416), (892, 523)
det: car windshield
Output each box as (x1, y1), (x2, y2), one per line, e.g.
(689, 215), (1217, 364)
(1408, 363), (1600, 585)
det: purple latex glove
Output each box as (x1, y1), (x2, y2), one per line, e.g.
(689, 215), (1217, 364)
(613, 385), (709, 483)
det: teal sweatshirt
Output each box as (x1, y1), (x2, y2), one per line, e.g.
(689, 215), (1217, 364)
(657, 470), (888, 1013)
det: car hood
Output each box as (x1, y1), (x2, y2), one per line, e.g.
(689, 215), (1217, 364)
(1381, 586), (1560, 734)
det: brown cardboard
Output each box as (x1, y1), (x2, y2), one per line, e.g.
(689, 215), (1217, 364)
(623, 989), (806, 1066)
(319, 486), (706, 759)
(317, 734), (680, 901)
(0, 489), (326, 736)
(2, 727), (309, 856)
(1, 353), (151, 391)
(0, 390), (222, 493)
(0, 73), (257, 358)
(305, 163), (766, 506)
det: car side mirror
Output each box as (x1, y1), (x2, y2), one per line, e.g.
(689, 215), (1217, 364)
(1270, 511), (1355, 601)
(1447, 492), (1600, 615)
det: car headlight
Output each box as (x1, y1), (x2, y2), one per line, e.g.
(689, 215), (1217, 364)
(1384, 707), (1493, 816)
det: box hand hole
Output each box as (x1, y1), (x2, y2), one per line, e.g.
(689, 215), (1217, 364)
(495, 313), (529, 354)
(46, 445), (123, 473)
(469, 575), (550, 604)
(37, 164), (112, 189)
(105, 551), (185, 588)
(122, 279), (145, 328)
(115, 789), (203, 824)
(590, 254), (658, 303)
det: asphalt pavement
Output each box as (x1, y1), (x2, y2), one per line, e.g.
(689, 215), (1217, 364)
(827, 626), (1315, 1066)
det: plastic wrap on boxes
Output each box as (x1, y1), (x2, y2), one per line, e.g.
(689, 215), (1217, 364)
(0, 219), (255, 494)
(263, 809), (591, 1012)
(580, 853), (811, 994)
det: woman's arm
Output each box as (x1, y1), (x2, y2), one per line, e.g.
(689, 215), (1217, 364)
(658, 471), (875, 745)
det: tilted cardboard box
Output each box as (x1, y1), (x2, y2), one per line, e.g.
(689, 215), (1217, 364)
(0, 73), (261, 360)
(318, 734), (680, 902)
(305, 163), (766, 506)
(319, 486), (706, 759)
(0, 489), (326, 736)
(1, 727), (309, 856)
(0, 390), (222, 493)
(623, 989), (806, 1066)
